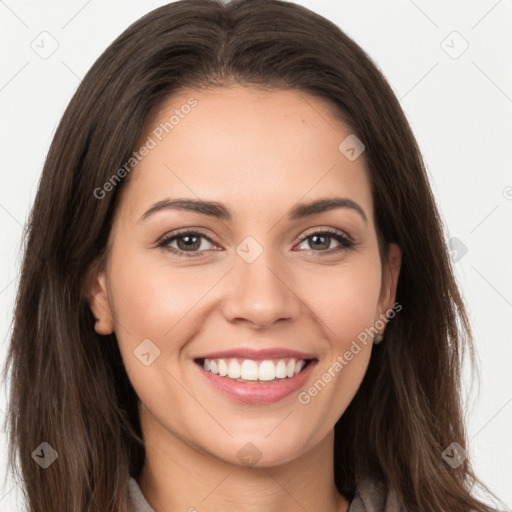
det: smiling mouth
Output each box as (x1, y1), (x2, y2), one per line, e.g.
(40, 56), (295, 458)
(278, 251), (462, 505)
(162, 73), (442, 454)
(194, 357), (316, 383)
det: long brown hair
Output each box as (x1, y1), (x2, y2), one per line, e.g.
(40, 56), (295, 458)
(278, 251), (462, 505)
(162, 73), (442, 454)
(2, 0), (504, 510)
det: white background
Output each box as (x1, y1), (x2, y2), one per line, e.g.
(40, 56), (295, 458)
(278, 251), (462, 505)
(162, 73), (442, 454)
(1, 0), (511, 510)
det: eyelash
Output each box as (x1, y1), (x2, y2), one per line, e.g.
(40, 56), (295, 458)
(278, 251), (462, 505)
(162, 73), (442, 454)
(156, 228), (355, 259)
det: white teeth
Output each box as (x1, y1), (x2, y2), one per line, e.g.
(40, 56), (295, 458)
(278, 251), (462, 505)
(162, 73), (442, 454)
(258, 360), (275, 381)
(202, 357), (309, 381)
(227, 360), (241, 379)
(218, 359), (228, 377)
(275, 360), (287, 379)
(286, 359), (295, 378)
(240, 359), (259, 380)
(295, 360), (306, 375)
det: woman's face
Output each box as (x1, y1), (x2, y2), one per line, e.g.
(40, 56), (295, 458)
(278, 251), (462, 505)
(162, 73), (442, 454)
(89, 85), (401, 467)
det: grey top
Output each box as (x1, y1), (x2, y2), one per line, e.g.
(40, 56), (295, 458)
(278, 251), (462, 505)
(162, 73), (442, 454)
(128, 474), (404, 511)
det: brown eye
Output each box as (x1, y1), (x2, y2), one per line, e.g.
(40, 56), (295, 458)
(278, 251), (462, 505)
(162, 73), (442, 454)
(296, 229), (353, 253)
(157, 230), (216, 258)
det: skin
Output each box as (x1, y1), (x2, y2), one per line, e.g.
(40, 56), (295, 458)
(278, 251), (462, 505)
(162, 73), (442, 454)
(88, 85), (401, 512)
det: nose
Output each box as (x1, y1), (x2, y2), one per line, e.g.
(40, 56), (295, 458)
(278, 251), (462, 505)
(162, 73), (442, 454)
(221, 249), (301, 329)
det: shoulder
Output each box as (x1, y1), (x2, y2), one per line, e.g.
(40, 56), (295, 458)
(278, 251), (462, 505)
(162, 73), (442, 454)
(348, 475), (404, 512)
(128, 476), (156, 512)
(127, 474), (404, 512)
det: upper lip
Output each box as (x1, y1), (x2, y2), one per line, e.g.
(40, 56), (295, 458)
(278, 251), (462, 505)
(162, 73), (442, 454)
(195, 347), (316, 361)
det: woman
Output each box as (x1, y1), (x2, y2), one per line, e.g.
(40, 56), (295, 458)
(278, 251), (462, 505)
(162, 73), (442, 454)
(2, 0), (504, 511)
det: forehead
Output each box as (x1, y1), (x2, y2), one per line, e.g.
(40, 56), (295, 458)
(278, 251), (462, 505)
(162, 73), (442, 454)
(121, 85), (373, 224)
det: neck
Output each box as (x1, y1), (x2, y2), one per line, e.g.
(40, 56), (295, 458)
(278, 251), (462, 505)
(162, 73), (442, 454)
(137, 407), (350, 512)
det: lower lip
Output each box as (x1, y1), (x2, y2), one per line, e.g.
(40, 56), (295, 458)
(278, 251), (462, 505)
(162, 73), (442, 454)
(196, 360), (317, 404)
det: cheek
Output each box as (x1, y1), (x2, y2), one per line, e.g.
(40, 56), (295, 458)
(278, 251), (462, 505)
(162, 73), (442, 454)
(106, 249), (207, 407)
(304, 255), (381, 419)
(298, 265), (377, 429)
(107, 247), (212, 340)
(297, 255), (382, 343)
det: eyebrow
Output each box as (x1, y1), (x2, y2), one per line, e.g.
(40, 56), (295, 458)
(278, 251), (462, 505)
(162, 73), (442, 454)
(139, 196), (368, 224)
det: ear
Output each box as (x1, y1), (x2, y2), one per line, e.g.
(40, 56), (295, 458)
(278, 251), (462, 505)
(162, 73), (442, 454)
(376, 243), (401, 324)
(86, 270), (115, 335)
